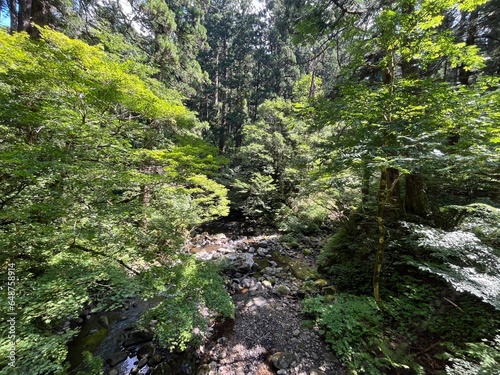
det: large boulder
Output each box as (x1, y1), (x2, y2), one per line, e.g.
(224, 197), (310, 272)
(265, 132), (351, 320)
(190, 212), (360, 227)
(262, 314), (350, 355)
(123, 330), (154, 347)
(106, 352), (128, 367)
(137, 342), (155, 359)
(271, 352), (295, 370)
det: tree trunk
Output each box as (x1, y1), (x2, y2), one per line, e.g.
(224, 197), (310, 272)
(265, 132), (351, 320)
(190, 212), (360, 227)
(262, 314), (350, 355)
(8, 0), (18, 32)
(385, 167), (401, 215)
(361, 157), (371, 207)
(373, 168), (387, 306)
(18, 0), (32, 32)
(405, 173), (430, 217)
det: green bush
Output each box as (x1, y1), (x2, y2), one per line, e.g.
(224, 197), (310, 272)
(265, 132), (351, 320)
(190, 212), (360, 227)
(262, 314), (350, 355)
(140, 257), (234, 350)
(317, 227), (375, 293)
(303, 294), (423, 374)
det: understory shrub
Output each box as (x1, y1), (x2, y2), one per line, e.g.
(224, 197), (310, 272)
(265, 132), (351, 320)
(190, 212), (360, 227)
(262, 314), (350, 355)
(303, 294), (423, 374)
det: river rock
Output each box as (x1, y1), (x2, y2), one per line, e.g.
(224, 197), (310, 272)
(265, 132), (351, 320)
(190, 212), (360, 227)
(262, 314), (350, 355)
(123, 330), (154, 347)
(262, 280), (273, 289)
(98, 315), (110, 329)
(106, 352), (128, 366)
(225, 253), (254, 273)
(138, 357), (149, 368)
(310, 370), (327, 375)
(109, 370), (119, 375)
(151, 362), (174, 375)
(148, 353), (163, 366)
(271, 352), (295, 369)
(137, 342), (155, 359)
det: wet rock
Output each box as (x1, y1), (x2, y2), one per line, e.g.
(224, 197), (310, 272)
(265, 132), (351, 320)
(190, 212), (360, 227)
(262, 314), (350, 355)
(138, 357), (149, 368)
(148, 353), (162, 366)
(259, 240), (269, 248)
(271, 352), (295, 369)
(137, 342), (155, 359)
(109, 369), (119, 375)
(123, 330), (154, 347)
(151, 362), (173, 375)
(98, 315), (110, 329)
(106, 352), (128, 366)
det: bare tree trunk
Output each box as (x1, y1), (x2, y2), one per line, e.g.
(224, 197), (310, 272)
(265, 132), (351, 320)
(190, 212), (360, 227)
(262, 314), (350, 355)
(373, 168), (387, 306)
(8, 0), (18, 32)
(405, 173), (430, 217)
(18, 0), (32, 32)
(385, 167), (401, 215)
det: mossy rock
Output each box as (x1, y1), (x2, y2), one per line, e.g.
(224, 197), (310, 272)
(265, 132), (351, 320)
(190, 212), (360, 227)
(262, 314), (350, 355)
(288, 261), (319, 280)
(314, 279), (328, 288)
(79, 328), (109, 352)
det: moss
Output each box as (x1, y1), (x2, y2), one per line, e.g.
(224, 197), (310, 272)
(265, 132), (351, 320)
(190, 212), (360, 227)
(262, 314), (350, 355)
(289, 261), (319, 280)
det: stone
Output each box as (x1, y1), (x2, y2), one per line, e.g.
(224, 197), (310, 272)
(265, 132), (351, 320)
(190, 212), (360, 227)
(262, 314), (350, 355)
(148, 353), (162, 366)
(197, 364), (210, 375)
(310, 370), (327, 375)
(277, 370), (287, 375)
(257, 248), (268, 256)
(262, 280), (273, 289)
(109, 370), (119, 375)
(225, 253), (255, 273)
(137, 342), (155, 359)
(259, 240), (269, 248)
(288, 261), (318, 281)
(123, 330), (154, 347)
(73, 317), (84, 324)
(235, 366), (245, 375)
(151, 362), (174, 375)
(98, 315), (110, 329)
(293, 329), (300, 337)
(241, 278), (256, 288)
(138, 357), (148, 368)
(106, 352), (128, 366)
(271, 352), (295, 369)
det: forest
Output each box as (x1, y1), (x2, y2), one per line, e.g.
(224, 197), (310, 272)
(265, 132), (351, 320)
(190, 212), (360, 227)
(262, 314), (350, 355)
(0, 0), (499, 374)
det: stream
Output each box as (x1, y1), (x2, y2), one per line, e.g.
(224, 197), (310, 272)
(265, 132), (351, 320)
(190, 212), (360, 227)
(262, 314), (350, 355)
(65, 221), (341, 375)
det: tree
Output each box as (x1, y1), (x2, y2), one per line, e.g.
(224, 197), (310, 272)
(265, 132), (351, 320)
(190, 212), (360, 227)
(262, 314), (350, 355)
(0, 27), (231, 374)
(295, 0), (491, 304)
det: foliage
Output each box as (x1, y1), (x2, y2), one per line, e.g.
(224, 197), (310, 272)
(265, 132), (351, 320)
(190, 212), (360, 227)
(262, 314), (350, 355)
(303, 294), (423, 374)
(0, 28), (229, 373)
(139, 257), (234, 351)
(317, 224), (376, 294)
(446, 333), (500, 375)
(401, 221), (500, 310)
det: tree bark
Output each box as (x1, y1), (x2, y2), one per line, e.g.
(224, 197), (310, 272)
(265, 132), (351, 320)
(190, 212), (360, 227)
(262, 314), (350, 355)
(8, 0), (18, 32)
(373, 168), (387, 306)
(405, 173), (430, 217)
(385, 167), (401, 215)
